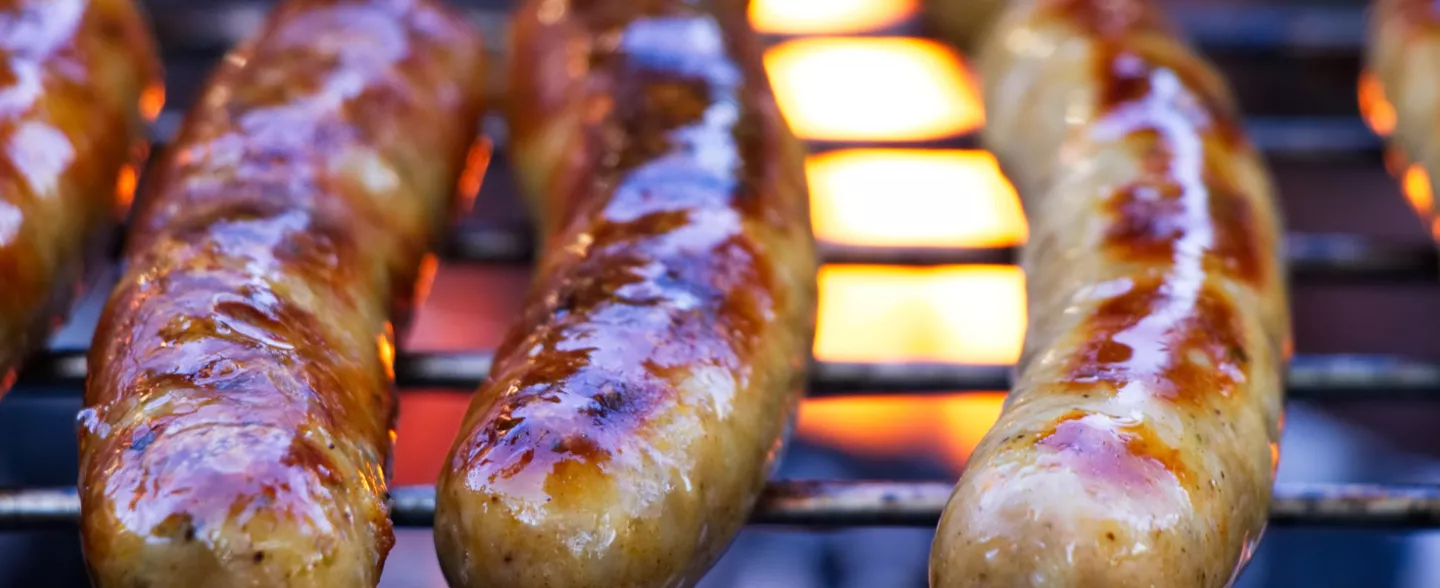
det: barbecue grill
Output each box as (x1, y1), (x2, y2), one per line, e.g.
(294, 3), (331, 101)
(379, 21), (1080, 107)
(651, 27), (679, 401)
(0, 0), (1436, 585)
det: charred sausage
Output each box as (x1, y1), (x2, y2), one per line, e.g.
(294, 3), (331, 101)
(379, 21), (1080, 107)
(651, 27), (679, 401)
(0, 0), (158, 393)
(1367, 0), (1440, 232)
(929, 1), (1289, 586)
(433, 0), (817, 586)
(78, 0), (485, 585)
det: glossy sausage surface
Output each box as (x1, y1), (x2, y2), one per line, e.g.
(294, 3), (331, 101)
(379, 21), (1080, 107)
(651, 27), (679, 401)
(1367, 0), (1440, 233)
(930, 1), (1289, 586)
(434, 1), (817, 586)
(0, 0), (157, 393)
(79, 1), (485, 585)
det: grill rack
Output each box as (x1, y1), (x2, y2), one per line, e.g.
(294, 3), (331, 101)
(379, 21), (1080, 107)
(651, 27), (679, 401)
(3, 0), (1438, 545)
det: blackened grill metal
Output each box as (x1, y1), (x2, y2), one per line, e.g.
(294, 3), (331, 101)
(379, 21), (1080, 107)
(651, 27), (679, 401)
(1, 0), (1432, 534)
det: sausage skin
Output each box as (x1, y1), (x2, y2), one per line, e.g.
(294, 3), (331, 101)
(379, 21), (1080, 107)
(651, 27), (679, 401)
(929, 1), (1289, 586)
(434, 1), (817, 586)
(1367, 0), (1440, 231)
(78, 1), (485, 585)
(0, 0), (158, 393)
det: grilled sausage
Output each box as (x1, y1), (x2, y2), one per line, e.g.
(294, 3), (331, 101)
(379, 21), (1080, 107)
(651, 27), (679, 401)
(929, 1), (1289, 586)
(78, 0), (485, 585)
(1367, 0), (1440, 232)
(0, 0), (158, 393)
(433, 1), (817, 586)
(923, 0), (1008, 52)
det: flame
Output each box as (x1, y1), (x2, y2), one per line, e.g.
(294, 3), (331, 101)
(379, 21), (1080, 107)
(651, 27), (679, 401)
(750, 0), (917, 34)
(114, 164), (138, 216)
(808, 149), (1027, 247)
(764, 37), (984, 141)
(377, 322), (396, 380)
(140, 84), (166, 122)
(413, 253), (440, 311)
(1404, 164), (1434, 217)
(455, 137), (493, 216)
(798, 393), (1007, 469)
(815, 265), (1026, 364)
(1358, 72), (1396, 137)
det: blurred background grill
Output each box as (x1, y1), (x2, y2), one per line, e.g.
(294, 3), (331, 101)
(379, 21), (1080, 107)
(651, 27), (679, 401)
(2, 0), (1439, 585)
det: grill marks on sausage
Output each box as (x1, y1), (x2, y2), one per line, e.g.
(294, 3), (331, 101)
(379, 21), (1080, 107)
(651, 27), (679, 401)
(1088, 45), (1268, 284)
(82, 1), (484, 578)
(1066, 278), (1248, 405)
(1035, 410), (1194, 490)
(453, 9), (780, 505)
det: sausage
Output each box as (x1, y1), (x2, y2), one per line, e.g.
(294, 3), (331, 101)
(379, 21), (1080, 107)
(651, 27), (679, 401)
(0, 0), (158, 393)
(922, 0), (1008, 53)
(77, 0), (485, 585)
(433, 1), (817, 586)
(1366, 0), (1440, 232)
(929, 1), (1289, 586)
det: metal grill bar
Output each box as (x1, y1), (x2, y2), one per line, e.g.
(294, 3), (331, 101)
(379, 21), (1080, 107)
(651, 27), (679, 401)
(147, 110), (1385, 160)
(444, 228), (1437, 280)
(4, 481), (1438, 529)
(137, 2), (1369, 55)
(15, 349), (1440, 399)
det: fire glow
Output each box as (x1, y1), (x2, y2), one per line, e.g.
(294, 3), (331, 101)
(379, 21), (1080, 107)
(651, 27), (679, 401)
(808, 149), (1027, 247)
(764, 37), (984, 141)
(815, 264), (1026, 365)
(749, 0), (917, 34)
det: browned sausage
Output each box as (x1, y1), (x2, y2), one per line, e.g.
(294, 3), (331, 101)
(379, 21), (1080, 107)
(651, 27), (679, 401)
(930, 1), (1289, 586)
(77, 0), (485, 585)
(0, 0), (158, 393)
(433, 0), (817, 586)
(1366, 0), (1440, 233)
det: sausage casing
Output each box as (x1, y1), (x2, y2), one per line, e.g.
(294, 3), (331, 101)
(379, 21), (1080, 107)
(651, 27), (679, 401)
(929, 1), (1289, 586)
(433, 1), (817, 586)
(1367, 0), (1440, 230)
(0, 0), (158, 392)
(78, 1), (485, 585)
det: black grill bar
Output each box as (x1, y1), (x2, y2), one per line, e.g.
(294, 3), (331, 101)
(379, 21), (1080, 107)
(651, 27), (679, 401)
(5, 481), (1438, 529)
(444, 226), (1435, 280)
(147, 110), (1384, 160)
(16, 349), (1440, 400)
(138, 2), (1368, 56)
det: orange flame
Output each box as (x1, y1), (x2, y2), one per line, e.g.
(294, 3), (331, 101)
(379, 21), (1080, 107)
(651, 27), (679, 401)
(1404, 164), (1434, 218)
(377, 322), (397, 380)
(750, 0), (917, 34)
(815, 264), (1026, 365)
(114, 164), (138, 216)
(455, 138), (493, 216)
(764, 37), (984, 141)
(412, 253), (441, 312)
(1358, 72), (1396, 137)
(140, 84), (166, 122)
(798, 393), (1007, 470)
(808, 149), (1027, 247)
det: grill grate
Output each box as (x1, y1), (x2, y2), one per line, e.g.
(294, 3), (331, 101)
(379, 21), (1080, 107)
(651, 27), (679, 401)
(6, 0), (1437, 567)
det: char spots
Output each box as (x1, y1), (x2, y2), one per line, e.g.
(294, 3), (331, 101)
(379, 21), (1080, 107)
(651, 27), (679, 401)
(610, 73), (714, 171)
(1093, 44), (1243, 147)
(1104, 176), (1264, 283)
(1067, 279), (1248, 405)
(280, 436), (342, 487)
(1036, 410), (1193, 489)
